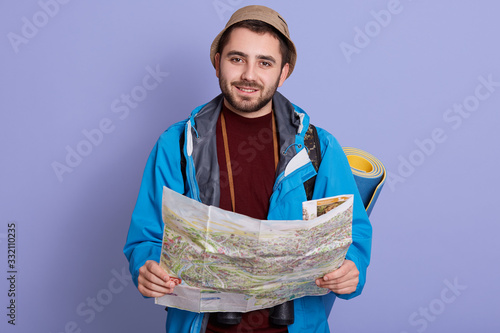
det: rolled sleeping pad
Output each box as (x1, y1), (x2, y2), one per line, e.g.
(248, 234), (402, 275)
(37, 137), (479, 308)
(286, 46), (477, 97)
(342, 147), (386, 217)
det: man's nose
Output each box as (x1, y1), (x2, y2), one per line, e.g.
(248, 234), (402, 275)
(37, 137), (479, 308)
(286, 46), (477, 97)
(241, 62), (257, 81)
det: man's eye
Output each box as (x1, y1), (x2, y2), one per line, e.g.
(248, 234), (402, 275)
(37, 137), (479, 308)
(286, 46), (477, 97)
(231, 58), (242, 63)
(261, 61), (271, 67)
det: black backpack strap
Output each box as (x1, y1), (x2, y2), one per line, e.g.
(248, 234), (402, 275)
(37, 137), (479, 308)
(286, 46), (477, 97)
(179, 130), (188, 195)
(303, 124), (322, 201)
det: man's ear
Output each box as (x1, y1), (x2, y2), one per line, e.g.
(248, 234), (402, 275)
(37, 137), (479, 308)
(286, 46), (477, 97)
(214, 53), (220, 78)
(278, 63), (290, 87)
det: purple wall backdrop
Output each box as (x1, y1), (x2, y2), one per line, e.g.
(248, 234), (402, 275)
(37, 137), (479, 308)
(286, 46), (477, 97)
(1, 0), (499, 332)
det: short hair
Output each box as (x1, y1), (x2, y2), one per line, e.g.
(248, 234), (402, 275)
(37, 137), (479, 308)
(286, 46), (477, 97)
(217, 19), (291, 69)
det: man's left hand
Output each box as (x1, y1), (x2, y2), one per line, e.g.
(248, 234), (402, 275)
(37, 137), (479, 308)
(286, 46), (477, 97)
(315, 259), (359, 294)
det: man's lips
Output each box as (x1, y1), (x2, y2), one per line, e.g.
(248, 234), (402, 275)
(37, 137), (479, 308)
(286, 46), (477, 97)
(236, 86), (258, 93)
(232, 82), (261, 94)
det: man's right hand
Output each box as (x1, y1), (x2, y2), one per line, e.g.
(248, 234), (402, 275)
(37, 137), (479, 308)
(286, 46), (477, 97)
(137, 260), (176, 297)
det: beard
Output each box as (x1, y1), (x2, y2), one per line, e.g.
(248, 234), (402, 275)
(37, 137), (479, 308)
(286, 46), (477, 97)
(218, 75), (281, 113)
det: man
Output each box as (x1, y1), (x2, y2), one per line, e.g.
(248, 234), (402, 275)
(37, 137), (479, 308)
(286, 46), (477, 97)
(124, 5), (372, 333)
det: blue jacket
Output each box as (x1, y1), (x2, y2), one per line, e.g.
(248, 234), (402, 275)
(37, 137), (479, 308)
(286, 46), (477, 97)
(123, 92), (372, 332)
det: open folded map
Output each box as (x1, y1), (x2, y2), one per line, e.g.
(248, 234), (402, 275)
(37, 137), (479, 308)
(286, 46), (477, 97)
(155, 186), (353, 313)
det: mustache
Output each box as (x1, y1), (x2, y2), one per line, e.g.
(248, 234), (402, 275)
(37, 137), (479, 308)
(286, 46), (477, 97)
(231, 81), (263, 90)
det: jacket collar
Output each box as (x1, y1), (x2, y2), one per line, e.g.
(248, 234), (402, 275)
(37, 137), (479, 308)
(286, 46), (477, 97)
(184, 92), (313, 206)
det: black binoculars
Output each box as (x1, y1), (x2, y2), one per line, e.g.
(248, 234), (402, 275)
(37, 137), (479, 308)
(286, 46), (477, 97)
(216, 301), (294, 326)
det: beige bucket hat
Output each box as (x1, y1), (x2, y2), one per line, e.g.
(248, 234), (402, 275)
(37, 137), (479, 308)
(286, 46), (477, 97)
(210, 5), (297, 78)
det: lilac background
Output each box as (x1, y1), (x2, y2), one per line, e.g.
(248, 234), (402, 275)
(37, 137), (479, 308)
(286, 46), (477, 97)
(1, 0), (499, 332)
